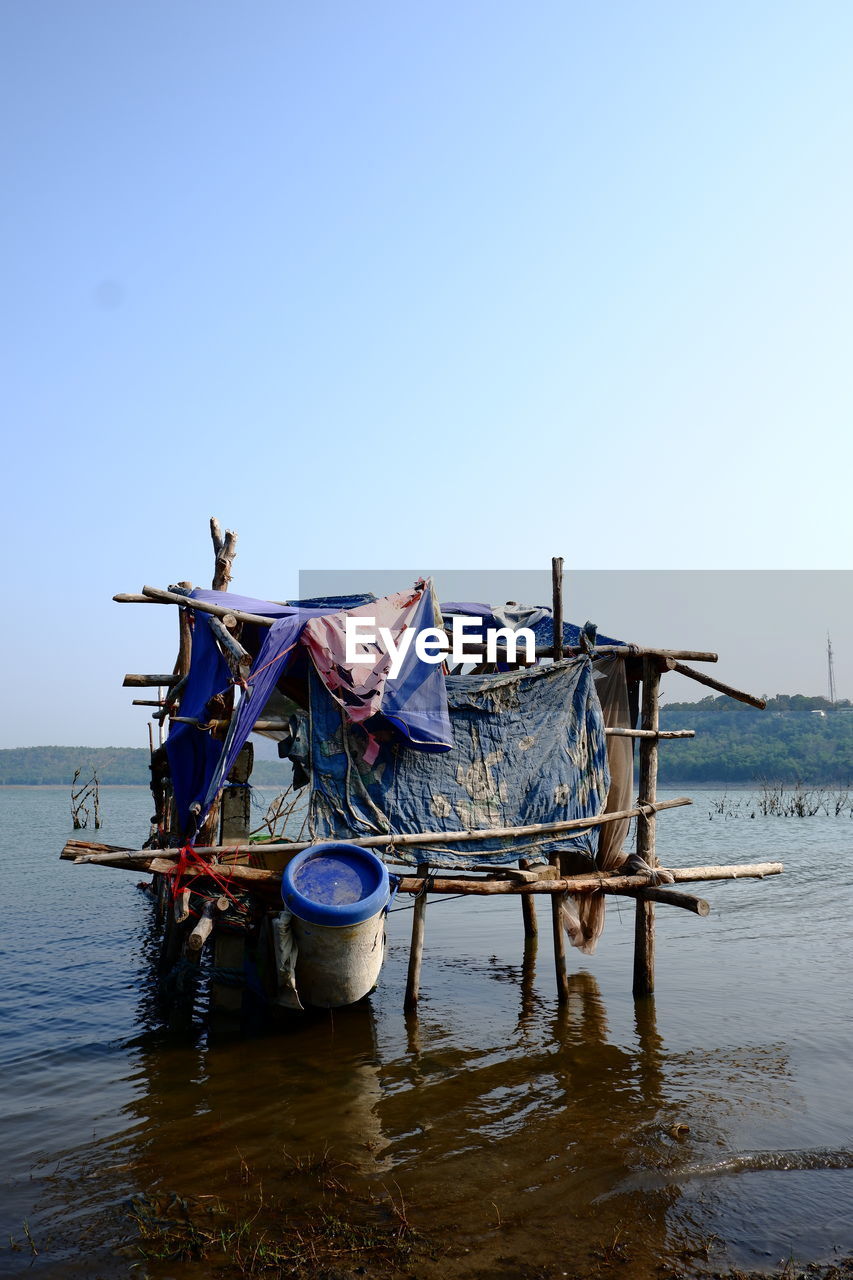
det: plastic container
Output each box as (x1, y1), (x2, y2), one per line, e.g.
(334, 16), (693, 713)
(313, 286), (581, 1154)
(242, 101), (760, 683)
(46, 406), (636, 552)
(281, 843), (390, 1008)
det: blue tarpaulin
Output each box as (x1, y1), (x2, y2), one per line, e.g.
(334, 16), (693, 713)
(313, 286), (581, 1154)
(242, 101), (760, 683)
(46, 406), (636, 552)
(165, 587), (623, 840)
(306, 657), (610, 867)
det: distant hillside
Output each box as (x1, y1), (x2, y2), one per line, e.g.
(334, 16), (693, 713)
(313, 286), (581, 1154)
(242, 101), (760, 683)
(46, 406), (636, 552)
(657, 694), (853, 783)
(0, 746), (286, 787)
(4, 696), (852, 786)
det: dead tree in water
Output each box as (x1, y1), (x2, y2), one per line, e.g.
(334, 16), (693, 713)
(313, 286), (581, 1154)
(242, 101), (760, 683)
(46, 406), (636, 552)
(71, 768), (101, 829)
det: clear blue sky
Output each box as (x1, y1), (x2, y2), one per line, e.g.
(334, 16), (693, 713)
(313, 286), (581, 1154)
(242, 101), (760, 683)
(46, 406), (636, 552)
(2, 1), (852, 745)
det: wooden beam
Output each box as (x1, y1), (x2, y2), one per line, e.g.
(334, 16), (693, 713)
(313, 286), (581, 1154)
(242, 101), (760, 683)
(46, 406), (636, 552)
(601, 885), (710, 915)
(139, 585), (276, 627)
(208, 615), (252, 682)
(605, 728), (694, 739)
(670, 661), (766, 710)
(174, 580), (194, 678)
(122, 673), (179, 688)
(391, 862), (783, 895)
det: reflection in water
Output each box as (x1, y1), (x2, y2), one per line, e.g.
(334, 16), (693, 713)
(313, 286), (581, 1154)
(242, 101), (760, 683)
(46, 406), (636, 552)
(31, 919), (797, 1279)
(34, 925), (798, 1279)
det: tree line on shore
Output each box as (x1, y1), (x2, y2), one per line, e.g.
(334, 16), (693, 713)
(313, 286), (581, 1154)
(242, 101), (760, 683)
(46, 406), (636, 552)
(2, 694), (851, 785)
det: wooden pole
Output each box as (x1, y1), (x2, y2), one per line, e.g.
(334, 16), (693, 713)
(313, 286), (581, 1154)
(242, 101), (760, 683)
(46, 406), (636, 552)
(404, 863), (429, 1012)
(70, 796), (693, 864)
(670, 661), (767, 710)
(136, 587), (276, 627)
(552, 555), (564, 661)
(519, 858), (538, 937)
(175, 581), (193, 677)
(208, 615), (252, 681)
(122, 673), (180, 688)
(187, 897), (227, 953)
(601, 885), (710, 915)
(211, 744), (253, 1016)
(210, 518), (238, 591)
(71, 848), (784, 887)
(633, 657), (660, 998)
(605, 728), (694, 739)
(550, 855), (569, 1003)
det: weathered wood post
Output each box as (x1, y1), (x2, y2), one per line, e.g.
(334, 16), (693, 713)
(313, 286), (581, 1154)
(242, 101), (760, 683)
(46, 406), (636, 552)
(198, 522), (238, 846)
(211, 743), (254, 1016)
(404, 863), (429, 1012)
(519, 858), (538, 937)
(633, 657), (661, 998)
(549, 556), (570, 1001)
(210, 517), (238, 592)
(550, 853), (570, 1004)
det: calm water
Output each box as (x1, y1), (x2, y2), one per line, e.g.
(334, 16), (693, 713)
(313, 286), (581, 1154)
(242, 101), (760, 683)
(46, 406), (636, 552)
(1, 785), (851, 1278)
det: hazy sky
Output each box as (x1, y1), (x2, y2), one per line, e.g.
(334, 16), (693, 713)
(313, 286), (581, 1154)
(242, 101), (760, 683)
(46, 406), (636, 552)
(3, 2), (852, 746)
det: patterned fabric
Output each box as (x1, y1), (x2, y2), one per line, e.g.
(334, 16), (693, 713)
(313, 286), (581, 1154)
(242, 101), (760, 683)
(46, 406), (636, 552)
(305, 657), (610, 868)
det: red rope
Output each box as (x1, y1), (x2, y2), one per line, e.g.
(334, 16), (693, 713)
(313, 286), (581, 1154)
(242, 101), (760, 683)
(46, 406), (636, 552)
(168, 841), (241, 907)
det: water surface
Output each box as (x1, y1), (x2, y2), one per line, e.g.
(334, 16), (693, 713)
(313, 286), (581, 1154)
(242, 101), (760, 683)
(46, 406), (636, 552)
(1, 785), (850, 1277)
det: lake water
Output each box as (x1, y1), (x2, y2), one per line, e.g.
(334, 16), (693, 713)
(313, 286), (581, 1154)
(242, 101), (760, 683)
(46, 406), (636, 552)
(0, 785), (851, 1278)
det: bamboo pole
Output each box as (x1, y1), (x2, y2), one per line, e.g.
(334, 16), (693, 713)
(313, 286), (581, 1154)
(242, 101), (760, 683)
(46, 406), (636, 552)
(633, 658), (660, 999)
(404, 863), (429, 1012)
(67, 796), (693, 865)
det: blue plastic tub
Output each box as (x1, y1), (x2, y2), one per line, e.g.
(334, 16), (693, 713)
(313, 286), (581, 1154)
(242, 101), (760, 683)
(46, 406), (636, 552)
(282, 843), (390, 927)
(280, 844), (391, 1008)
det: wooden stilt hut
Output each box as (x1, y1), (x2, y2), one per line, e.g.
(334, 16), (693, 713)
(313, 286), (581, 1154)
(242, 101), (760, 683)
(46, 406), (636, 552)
(62, 520), (781, 1019)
